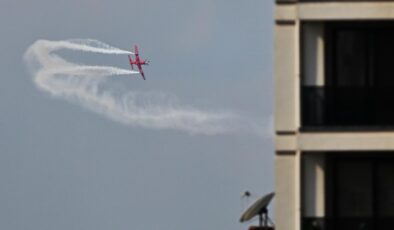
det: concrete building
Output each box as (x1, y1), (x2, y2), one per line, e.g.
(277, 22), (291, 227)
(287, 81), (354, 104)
(274, 1), (394, 230)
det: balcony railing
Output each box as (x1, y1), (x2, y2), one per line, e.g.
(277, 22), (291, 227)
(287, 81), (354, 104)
(303, 217), (394, 230)
(301, 86), (394, 130)
(298, 0), (391, 2)
(277, 0), (392, 2)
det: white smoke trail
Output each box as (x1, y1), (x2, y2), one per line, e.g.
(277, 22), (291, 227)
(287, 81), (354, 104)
(41, 39), (133, 55)
(23, 39), (241, 135)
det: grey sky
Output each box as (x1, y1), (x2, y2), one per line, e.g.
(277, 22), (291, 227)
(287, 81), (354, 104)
(0, 0), (274, 230)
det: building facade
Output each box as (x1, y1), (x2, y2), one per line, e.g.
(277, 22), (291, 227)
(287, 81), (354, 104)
(274, 1), (394, 230)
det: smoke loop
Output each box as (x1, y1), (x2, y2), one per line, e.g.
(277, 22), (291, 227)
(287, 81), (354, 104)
(23, 39), (239, 135)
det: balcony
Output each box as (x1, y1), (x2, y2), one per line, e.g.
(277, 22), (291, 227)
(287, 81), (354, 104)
(301, 156), (394, 230)
(303, 217), (394, 230)
(277, 0), (392, 2)
(298, 0), (391, 2)
(301, 86), (394, 130)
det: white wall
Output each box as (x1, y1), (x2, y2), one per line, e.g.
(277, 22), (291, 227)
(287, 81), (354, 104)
(302, 153), (325, 217)
(275, 23), (298, 132)
(275, 152), (298, 230)
(302, 23), (324, 87)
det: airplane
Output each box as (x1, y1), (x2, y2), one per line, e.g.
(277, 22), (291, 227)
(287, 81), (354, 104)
(128, 45), (149, 80)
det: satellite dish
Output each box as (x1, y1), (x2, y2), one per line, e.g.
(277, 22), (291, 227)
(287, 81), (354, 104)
(240, 192), (275, 227)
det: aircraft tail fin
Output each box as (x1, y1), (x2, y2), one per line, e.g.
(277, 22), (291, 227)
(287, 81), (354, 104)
(134, 45), (139, 55)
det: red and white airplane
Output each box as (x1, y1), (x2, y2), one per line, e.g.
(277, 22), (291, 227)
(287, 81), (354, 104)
(128, 45), (149, 80)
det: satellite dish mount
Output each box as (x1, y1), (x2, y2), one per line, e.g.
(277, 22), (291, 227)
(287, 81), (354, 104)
(258, 207), (270, 227)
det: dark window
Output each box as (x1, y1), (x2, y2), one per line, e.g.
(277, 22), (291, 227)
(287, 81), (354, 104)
(336, 161), (373, 218)
(302, 22), (394, 129)
(327, 23), (394, 88)
(303, 154), (394, 230)
(334, 30), (368, 87)
(328, 155), (394, 230)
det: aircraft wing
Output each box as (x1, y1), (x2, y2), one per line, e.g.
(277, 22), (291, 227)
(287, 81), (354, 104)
(137, 64), (145, 80)
(128, 55), (134, 70)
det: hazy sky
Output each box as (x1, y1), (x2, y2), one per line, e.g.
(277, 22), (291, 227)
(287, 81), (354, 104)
(0, 1), (274, 230)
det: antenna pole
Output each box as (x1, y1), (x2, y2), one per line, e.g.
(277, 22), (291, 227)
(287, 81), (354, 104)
(264, 211), (268, 227)
(259, 213), (263, 227)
